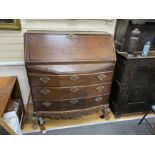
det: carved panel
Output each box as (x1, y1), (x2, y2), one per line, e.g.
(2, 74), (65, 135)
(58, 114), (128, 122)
(110, 52), (155, 117)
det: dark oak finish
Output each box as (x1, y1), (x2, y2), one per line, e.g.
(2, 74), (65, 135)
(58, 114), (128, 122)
(35, 105), (106, 119)
(25, 33), (115, 63)
(29, 71), (113, 87)
(24, 31), (116, 120)
(27, 63), (114, 73)
(111, 20), (155, 117)
(33, 94), (109, 112)
(114, 19), (155, 52)
(110, 51), (155, 117)
(31, 83), (111, 100)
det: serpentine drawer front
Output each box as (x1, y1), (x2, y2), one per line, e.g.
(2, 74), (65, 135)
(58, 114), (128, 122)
(29, 71), (114, 87)
(33, 94), (109, 111)
(31, 83), (111, 100)
(24, 32), (116, 119)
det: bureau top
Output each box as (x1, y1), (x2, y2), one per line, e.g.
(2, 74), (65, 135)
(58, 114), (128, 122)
(24, 32), (116, 64)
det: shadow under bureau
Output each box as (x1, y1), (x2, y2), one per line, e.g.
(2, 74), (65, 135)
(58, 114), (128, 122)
(24, 31), (116, 127)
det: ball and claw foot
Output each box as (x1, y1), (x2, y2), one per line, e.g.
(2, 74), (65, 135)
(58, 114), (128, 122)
(38, 117), (47, 134)
(32, 117), (39, 129)
(100, 107), (110, 120)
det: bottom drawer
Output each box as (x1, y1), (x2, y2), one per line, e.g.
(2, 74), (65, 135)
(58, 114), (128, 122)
(33, 94), (109, 112)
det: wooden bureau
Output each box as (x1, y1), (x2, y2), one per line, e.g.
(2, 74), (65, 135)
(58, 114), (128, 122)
(24, 31), (116, 124)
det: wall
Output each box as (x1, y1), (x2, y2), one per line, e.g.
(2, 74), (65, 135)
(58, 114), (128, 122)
(0, 19), (116, 104)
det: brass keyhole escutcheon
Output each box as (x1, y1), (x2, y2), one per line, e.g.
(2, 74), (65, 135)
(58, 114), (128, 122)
(96, 85), (104, 92)
(39, 77), (50, 84)
(70, 87), (79, 93)
(42, 101), (53, 107)
(40, 89), (50, 95)
(69, 75), (80, 81)
(97, 74), (106, 81)
(66, 34), (77, 40)
(95, 96), (103, 102)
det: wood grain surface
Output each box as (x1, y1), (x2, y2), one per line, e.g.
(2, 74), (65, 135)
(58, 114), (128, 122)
(25, 32), (116, 119)
(0, 76), (16, 117)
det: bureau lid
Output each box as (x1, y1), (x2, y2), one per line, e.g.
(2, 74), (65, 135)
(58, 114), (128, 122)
(24, 32), (116, 63)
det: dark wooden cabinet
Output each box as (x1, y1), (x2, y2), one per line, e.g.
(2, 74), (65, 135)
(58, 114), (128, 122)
(110, 19), (155, 117)
(114, 19), (155, 52)
(24, 31), (116, 121)
(110, 51), (155, 117)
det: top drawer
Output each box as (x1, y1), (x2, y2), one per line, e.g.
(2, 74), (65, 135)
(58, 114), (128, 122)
(29, 71), (113, 87)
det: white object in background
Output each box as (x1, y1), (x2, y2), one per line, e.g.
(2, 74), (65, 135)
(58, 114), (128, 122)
(0, 61), (24, 67)
(2, 111), (22, 135)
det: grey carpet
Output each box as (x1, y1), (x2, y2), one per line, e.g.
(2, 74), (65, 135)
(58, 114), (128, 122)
(24, 117), (155, 135)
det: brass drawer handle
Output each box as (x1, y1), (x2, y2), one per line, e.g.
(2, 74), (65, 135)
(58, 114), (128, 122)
(39, 77), (50, 84)
(66, 34), (77, 40)
(96, 85), (104, 92)
(97, 74), (106, 80)
(69, 75), (80, 81)
(40, 89), (51, 95)
(42, 101), (53, 107)
(70, 87), (79, 93)
(95, 96), (103, 102)
(70, 99), (79, 104)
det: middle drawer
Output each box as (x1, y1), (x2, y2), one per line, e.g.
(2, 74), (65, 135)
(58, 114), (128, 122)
(33, 94), (109, 112)
(31, 82), (111, 100)
(29, 71), (113, 87)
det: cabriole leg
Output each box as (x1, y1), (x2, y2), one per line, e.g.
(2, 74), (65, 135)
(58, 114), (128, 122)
(38, 117), (47, 134)
(100, 105), (110, 120)
(32, 117), (39, 129)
